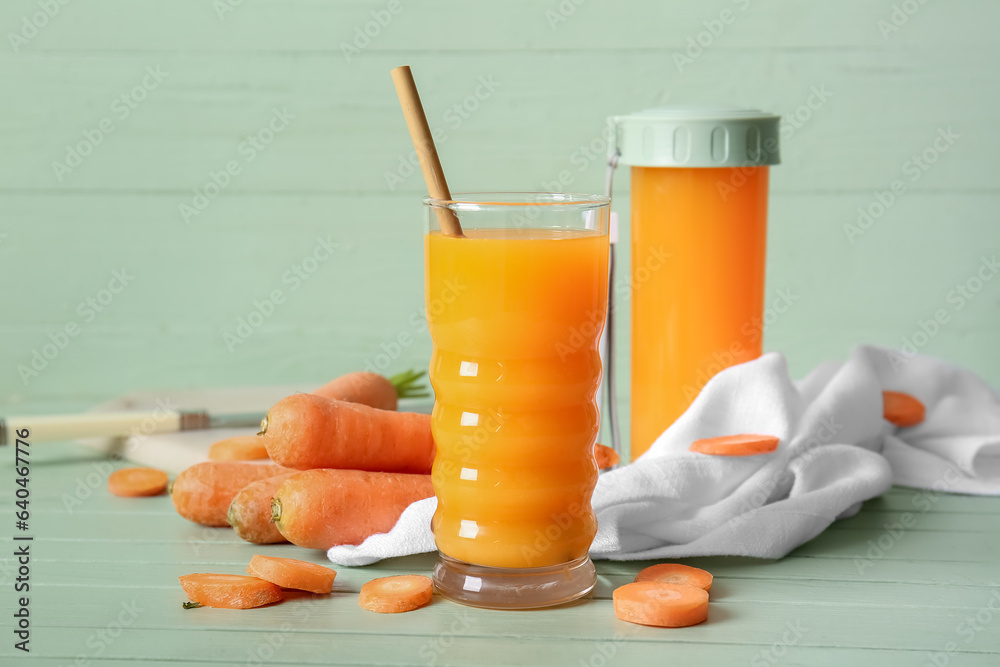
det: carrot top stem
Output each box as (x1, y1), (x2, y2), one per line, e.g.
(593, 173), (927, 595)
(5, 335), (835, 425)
(387, 369), (429, 399)
(182, 602), (203, 609)
(271, 497), (282, 524)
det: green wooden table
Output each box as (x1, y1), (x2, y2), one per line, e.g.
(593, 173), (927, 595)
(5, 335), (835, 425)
(3, 442), (999, 666)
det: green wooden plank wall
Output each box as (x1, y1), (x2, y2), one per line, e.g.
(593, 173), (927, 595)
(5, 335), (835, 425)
(2, 1), (998, 449)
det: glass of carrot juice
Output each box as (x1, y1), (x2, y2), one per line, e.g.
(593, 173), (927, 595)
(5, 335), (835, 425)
(424, 192), (610, 609)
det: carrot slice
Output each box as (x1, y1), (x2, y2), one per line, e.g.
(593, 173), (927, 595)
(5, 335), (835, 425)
(358, 575), (432, 614)
(613, 582), (709, 627)
(689, 434), (779, 456)
(882, 391), (926, 428)
(107, 467), (168, 497)
(246, 555), (337, 595)
(208, 435), (269, 462)
(178, 573), (283, 609)
(634, 563), (713, 592)
(595, 443), (620, 469)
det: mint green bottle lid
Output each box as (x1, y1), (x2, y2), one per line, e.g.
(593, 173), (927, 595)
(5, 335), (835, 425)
(608, 105), (781, 168)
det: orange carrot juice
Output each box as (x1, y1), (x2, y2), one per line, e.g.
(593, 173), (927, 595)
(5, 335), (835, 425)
(630, 165), (769, 459)
(425, 227), (608, 570)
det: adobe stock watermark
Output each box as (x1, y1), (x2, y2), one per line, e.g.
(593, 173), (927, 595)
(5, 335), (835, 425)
(578, 633), (628, 667)
(238, 595), (328, 665)
(7, 0), (73, 53)
(544, 0), (589, 31)
(613, 246), (669, 304)
(514, 127), (618, 225)
(555, 245), (669, 362)
(853, 466), (963, 575)
(681, 287), (800, 402)
(749, 620), (809, 667)
(877, 0), (932, 40)
(213, 0), (244, 21)
(51, 66), (169, 182)
(340, 0), (410, 62)
(242, 624), (297, 666)
(717, 85), (833, 201)
(188, 524), (228, 558)
(843, 126), (959, 244)
(728, 415), (843, 530)
(222, 235), (339, 352)
(362, 278), (466, 375)
(427, 418), (587, 571)
(430, 409), (503, 490)
(887, 253), (999, 369)
(541, 125), (614, 194)
(418, 609), (476, 665)
(17, 268), (135, 386)
(421, 293), (506, 487)
(60, 398), (180, 512)
(781, 85), (834, 142)
(518, 502), (592, 567)
(69, 599), (144, 667)
(179, 106), (295, 223)
(384, 75), (501, 191)
(239, 599), (327, 667)
(673, 0), (753, 73)
(922, 589), (1000, 667)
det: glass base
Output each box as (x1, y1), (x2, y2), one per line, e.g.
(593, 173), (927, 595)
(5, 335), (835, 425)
(432, 553), (596, 610)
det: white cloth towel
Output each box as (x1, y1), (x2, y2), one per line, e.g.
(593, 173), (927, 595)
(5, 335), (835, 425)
(327, 346), (1000, 566)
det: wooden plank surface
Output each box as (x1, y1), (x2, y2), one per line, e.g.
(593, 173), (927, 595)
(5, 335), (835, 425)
(1, 442), (998, 665)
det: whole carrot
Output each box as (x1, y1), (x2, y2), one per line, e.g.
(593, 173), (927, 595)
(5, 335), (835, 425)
(171, 462), (292, 527)
(227, 472), (298, 544)
(260, 393), (434, 473)
(271, 469), (434, 549)
(314, 369), (428, 412)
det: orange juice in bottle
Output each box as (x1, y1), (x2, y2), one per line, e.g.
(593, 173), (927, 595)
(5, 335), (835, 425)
(424, 193), (609, 609)
(609, 107), (780, 459)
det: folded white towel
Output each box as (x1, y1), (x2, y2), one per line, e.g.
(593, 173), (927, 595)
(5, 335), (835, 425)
(327, 346), (1000, 566)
